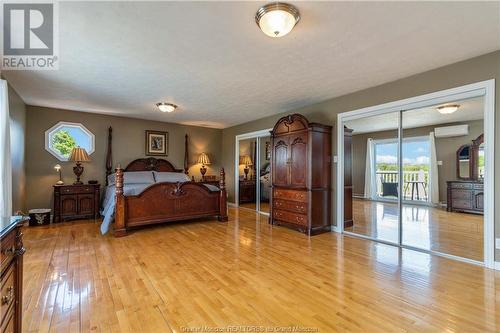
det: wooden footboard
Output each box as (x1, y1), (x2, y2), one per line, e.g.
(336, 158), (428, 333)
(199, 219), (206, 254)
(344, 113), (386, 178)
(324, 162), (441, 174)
(114, 167), (228, 237)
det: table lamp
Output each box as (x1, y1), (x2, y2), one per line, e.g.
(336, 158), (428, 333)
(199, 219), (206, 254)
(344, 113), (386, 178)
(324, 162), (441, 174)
(239, 155), (253, 180)
(197, 152), (211, 181)
(54, 164), (64, 185)
(69, 147), (91, 185)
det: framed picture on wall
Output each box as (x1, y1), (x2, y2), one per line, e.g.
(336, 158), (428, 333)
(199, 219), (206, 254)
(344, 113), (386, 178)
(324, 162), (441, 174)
(145, 130), (168, 156)
(265, 141), (271, 160)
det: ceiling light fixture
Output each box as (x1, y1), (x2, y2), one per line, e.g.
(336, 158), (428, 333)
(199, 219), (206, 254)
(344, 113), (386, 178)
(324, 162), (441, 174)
(156, 102), (177, 113)
(437, 104), (460, 115)
(255, 2), (300, 38)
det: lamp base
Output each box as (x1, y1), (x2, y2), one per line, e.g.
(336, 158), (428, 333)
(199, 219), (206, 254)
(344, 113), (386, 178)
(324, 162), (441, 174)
(73, 162), (84, 185)
(244, 167), (249, 180)
(56, 180), (64, 185)
(200, 165), (207, 181)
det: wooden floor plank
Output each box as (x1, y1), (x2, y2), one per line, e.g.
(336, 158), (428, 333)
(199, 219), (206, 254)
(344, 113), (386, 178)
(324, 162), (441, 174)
(21, 208), (499, 333)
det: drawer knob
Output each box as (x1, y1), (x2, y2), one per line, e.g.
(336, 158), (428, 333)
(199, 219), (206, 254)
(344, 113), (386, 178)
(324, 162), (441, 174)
(3, 246), (15, 257)
(1, 286), (14, 305)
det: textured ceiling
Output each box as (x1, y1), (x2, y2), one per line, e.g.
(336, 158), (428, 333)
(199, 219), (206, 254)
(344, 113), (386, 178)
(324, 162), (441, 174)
(346, 97), (484, 134)
(3, 1), (500, 128)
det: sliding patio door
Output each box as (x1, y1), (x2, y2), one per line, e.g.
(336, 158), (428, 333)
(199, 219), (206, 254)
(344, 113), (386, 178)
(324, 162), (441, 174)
(344, 111), (400, 244)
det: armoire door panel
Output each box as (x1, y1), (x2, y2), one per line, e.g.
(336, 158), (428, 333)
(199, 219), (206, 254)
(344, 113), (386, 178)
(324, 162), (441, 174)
(273, 138), (289, 186)
(289, 134), (307, 187)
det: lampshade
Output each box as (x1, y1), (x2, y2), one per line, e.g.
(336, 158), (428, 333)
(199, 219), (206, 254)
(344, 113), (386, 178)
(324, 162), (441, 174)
(54, 164), (61, 171)
(197, 152), (211, 165)
(255, 2), (300, 38)
(69, 147), (91, 162)
(239, 155), (253, 166)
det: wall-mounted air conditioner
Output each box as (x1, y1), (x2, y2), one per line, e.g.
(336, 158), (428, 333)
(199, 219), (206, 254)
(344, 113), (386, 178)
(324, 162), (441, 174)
(434, 125), (469, 138)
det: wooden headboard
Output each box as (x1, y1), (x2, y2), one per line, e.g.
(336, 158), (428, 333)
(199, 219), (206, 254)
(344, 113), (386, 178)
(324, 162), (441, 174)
(105, 127), (190, 185)
(124, 158), (182, 172)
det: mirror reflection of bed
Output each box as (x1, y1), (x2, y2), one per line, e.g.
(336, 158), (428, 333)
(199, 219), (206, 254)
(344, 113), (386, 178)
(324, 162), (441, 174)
(238, 136), (272, 214)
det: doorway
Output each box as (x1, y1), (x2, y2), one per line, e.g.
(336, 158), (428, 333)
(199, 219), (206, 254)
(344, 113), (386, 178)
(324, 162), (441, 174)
(337, 80), (495, 268)
(235, 129), (273, 215)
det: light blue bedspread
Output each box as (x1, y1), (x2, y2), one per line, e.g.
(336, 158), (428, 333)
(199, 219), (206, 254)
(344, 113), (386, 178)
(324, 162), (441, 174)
(100, 183), (220, 235)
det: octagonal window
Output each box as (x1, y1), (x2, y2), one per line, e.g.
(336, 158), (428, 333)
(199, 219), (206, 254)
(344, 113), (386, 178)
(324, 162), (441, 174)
(45, 122), (95, 161)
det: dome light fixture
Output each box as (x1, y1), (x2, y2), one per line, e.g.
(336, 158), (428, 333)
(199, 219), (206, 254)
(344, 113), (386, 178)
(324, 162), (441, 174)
(156, 102), (177, 113)
(255, 2), (300, 38)
(437, 104), (460, 115)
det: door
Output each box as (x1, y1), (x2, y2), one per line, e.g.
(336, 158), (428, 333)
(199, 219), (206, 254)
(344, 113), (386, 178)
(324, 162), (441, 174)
(61, 195), (77, 217)
(259, 136), (272, 213)
(343, 111), (400, 244)
(289, 133), (307, 187)
(78, 194), (94, 215)
(273, 137), (289, 187)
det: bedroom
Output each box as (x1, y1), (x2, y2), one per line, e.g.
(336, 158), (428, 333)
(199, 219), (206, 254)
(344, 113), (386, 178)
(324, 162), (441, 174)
(1, 1), (500, 332)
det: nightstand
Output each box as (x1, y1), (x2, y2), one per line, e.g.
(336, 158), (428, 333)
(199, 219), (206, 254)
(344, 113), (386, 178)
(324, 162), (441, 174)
(198, 179), (220, 188)
(53, 184), (100, 223)
(239, 179), (256, 204)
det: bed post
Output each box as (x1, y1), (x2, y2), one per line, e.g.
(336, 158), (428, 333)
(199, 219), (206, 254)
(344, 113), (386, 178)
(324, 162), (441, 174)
(114, 165), (127, 237)
(105, 126), (113, 186)
(184, 134), (189, 175)
(218, 168), (228, 222)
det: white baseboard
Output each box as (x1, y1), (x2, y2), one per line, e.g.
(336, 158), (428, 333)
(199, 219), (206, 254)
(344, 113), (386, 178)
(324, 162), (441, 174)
(228, 202), (237, 207)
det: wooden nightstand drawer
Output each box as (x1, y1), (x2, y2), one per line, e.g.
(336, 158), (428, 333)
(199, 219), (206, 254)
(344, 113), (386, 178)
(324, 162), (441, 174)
(59, 186), (93, 194)
(0, 263), (15, 323)
(0, 232), (15, 273)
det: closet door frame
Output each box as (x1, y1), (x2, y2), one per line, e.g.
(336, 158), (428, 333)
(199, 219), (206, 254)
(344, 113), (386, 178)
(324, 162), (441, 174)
(336, 79), (496, 269)
(235, 128), (273, 215)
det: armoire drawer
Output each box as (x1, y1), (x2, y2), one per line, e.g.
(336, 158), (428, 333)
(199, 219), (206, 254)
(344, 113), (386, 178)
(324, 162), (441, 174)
(273, 199), (307, 214)
(273, 209), (308, 226)
(0, 232), (15, 273)
(273, 189), (307, 202)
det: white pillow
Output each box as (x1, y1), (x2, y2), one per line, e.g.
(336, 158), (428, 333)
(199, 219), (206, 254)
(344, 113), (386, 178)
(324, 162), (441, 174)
(108, 171), (155, 185)
(153, 171), (190, 183)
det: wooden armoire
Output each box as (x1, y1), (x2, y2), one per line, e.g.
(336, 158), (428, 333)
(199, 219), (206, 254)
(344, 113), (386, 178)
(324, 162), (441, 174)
(269, 114), (332, 235)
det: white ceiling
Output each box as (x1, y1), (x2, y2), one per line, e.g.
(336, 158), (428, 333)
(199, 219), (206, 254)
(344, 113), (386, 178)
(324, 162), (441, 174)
(3, 1), (500, 129)
(346, 96), (484, 134)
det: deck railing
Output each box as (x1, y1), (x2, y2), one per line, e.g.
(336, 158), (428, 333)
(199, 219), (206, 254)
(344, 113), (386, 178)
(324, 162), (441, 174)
(375, 170), (429, 201)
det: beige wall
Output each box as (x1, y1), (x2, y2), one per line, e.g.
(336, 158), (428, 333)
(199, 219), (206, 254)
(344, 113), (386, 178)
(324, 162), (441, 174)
(351, 120), (484, 202)
(221, 50), (500, 257)
(8, 84), (26, 213)
(25, 106), (222, 210)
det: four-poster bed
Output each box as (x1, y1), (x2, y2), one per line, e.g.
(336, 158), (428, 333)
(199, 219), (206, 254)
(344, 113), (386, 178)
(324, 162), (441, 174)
(104, 127), (228, 237)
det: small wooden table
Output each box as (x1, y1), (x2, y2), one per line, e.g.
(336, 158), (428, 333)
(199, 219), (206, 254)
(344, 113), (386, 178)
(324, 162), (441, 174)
(53, 184), (100, 223)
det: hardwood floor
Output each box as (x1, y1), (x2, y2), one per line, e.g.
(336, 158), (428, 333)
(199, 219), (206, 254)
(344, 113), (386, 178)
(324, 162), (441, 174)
(239, 201), (270, 213)
(22, 208), (499, 332)
(346, 198), (484, 262)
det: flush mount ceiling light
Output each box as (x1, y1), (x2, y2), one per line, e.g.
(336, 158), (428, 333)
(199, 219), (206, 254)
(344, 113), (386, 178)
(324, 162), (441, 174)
(255, 2), (300, 38)
(437, 104), (460, 115)
(156, 102), (177, 113)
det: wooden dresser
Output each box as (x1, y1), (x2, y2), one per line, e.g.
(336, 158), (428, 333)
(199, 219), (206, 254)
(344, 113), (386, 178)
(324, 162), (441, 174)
(269, 114), (332, 235)
(53, 184), (100, 223)
(1, 216), (26, 333)
(447, 181), (484, 214)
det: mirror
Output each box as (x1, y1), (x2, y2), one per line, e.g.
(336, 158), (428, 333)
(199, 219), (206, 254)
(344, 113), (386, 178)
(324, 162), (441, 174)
(457, 145), (471, 179)
(456, 134), (484, 180)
